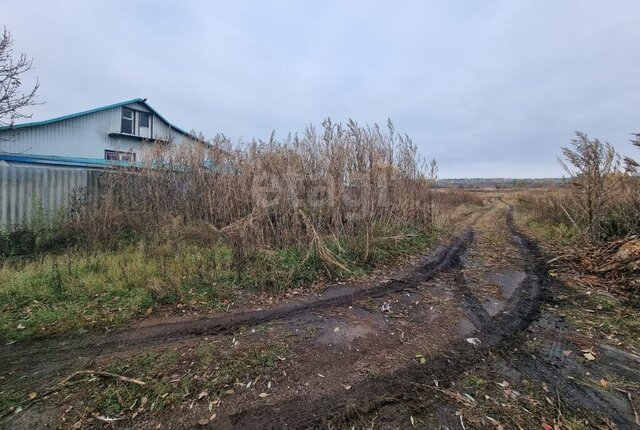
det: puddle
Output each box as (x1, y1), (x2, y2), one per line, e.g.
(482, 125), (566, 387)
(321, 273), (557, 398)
(479, 270), (527, 316)
(456, 317), (476, 336)
(492, 271), (526, 299)
(292, 308), (387, 347)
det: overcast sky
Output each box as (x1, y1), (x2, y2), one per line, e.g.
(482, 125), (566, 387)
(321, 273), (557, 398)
(4, 1), (640, 178)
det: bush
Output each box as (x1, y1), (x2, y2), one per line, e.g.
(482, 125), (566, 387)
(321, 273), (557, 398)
(519, 131), (640, 245)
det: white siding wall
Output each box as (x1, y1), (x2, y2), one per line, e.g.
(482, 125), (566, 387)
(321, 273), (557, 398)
(0, 102), (191, 160)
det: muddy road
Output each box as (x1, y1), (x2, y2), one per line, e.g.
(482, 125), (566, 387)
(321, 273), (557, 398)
(2, 201), (639, 429)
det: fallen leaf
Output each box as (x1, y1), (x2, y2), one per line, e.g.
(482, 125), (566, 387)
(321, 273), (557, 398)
(28, 392), (37, 400)
(259, 392), (270, 398)
(466, 337), (481, 347)
(599, 378), (608, 387)
(17, 323), (25, 330)
(583, 352), (596, 361)
(197, 418), (209, 426)
(333, 327), (340, 332)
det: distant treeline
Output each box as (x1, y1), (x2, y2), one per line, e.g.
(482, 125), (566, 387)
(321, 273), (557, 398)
(435, 178), (568, 189)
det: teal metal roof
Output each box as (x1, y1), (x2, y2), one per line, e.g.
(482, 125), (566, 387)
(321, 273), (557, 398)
(0, 153), (221, 172)
(0, 153), (136, 169)
(0, 98), (193, 137)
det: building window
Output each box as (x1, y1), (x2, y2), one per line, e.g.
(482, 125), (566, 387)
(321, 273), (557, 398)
(139, 112), (150, 128)
(138, 111), (151, 138)
(121, 108), (134, 134)
(105, 149), (136, 162)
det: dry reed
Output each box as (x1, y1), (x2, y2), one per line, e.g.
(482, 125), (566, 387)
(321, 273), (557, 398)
(69, 119), (439, 269)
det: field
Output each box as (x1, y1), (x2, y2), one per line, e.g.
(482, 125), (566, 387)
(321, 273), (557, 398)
(1, 130), (640, 429)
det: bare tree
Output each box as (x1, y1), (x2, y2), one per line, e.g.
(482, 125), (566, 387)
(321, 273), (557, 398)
(0, 27), (39, 128)
(560, 131), (619, 242)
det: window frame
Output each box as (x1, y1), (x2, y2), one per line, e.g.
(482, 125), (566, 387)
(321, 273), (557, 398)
(121, 108), (135, 135)
(139, 111), (150, 128)
(138, 111), (152, 138)
(105, 149), (136, 162)
(120, 107), (154, 138)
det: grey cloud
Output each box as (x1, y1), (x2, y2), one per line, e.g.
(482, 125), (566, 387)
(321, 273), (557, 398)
(3, 0), (639, 177)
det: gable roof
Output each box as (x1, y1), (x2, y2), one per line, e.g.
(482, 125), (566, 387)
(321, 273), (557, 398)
(0, 98), (193, 137)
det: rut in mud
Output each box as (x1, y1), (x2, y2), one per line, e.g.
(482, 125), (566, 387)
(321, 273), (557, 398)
(216, 206), (547, 429)
(5, 203), (638, 430)
(0, 221), (477, 379)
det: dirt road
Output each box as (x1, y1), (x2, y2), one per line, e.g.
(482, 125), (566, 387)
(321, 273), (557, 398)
(2, 200), (639, 429)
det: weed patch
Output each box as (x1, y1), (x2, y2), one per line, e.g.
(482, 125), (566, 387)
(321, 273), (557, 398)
(0, 224), (437, 340)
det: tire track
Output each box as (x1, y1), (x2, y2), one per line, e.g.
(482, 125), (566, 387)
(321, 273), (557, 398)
(215, 206), (547, 429)
(0, 227), (476, 376)
(454, 268), (491, 328)
(436, 207), (638, 429)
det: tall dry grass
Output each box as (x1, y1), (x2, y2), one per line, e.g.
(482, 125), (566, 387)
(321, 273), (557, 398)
(68, 119), (439, 267)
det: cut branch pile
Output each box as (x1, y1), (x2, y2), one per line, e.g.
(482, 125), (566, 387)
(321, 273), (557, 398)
(557, 236), (640, 300)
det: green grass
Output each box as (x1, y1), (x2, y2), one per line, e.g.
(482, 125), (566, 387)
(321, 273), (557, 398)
(0, 223), (438, 340)
(0, 243), (237, 340)
(562, 291), (640, 351)
(514, 210), (580, 247)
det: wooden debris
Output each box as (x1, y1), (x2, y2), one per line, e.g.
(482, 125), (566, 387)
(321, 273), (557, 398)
(554, 236), (640, 298)
(62, 370), (146, 386)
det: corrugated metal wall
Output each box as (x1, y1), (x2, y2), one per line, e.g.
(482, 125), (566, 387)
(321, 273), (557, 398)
(0, 165), (100, 229)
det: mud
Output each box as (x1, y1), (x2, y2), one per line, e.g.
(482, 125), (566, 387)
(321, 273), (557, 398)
(0, 228), (474, 380)
(3, 202), (638, 429)
(214, 207), (639, 429)
(213, 207), (546, 429)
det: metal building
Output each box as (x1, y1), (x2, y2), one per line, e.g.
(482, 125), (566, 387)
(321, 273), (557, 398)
(0, 98), (195, 162)
(0, 98), (197, 228)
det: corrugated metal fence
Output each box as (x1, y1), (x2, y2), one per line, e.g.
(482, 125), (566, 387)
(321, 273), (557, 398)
(0, 165), (101, 229)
